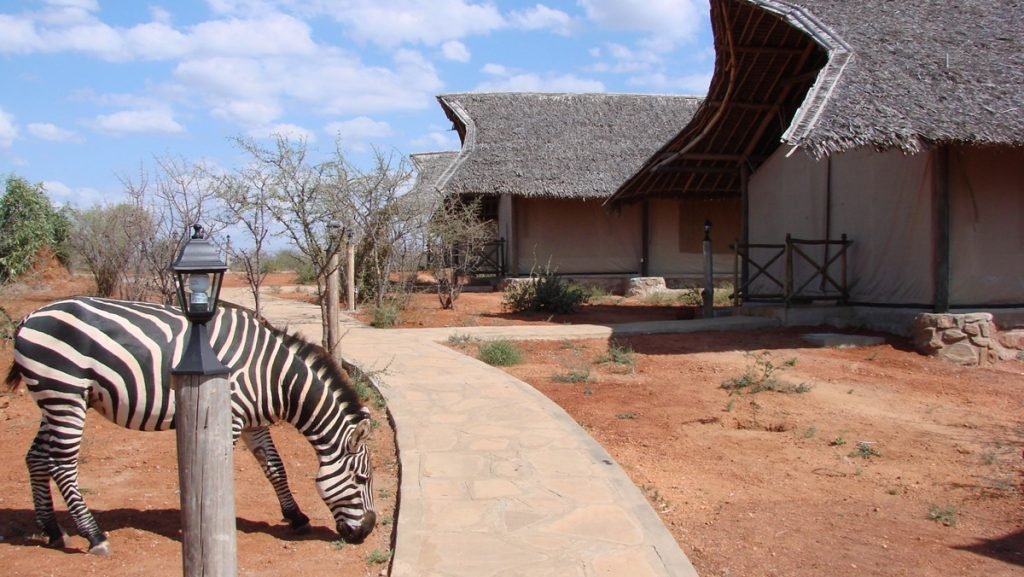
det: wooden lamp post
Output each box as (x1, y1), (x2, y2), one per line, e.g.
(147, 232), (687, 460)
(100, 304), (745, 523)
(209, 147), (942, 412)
(170, 224), (236, 577)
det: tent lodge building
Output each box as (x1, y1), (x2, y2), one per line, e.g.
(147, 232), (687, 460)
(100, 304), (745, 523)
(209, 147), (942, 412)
(431, 92), (739, 288)
(609, 0), (1024, 345)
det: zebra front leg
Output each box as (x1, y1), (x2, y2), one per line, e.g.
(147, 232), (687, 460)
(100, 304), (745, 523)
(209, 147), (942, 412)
(242, 427), (311, 532)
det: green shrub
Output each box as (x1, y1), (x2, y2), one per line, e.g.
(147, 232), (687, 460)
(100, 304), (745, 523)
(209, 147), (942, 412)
(366, 549), (391, 565)
(927, 504), (958, 527)
(553, 368), (590, 383)
(721, 352), (801, 394)
(596, 340), (635, 371)
(503, 266), (589, 314)
(371, 300), (403, 327)
(0, 175), (71, 284)
(478, 339), (523, 366)
(369, 292), (408, 328)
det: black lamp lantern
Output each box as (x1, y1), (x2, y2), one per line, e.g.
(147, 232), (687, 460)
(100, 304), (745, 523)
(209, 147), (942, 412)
(172, 224), (227, 324)
(171, 224), (228, 375)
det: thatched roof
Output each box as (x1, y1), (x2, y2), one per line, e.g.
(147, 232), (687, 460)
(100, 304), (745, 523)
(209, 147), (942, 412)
(436, 92), (703, 199)
(611, 0), (1024, 204)
(409, 151), (458, 198)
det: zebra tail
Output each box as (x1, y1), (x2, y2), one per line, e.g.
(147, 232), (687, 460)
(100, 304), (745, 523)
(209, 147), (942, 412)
(4, 316), (25, 391)
(4, 361), (21, 391)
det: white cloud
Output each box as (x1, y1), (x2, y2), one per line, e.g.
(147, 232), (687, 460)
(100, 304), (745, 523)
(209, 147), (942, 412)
(587, 42), (661, 73)
(188, 13), (317, 57)
(579, 0), (704, 49)
(441, 40), (470, 62)
(150, 6), (173, 25)
(247, 122), (315, 142)
(509, 4), (574, 35)
(0, 6), (317, 61)
(481, 63), (509, 76)
(476, 65), (605, 93)
(324, 116), (393, 150)
(27, 122), (81, 142)
(46, 0), (99, 11)
(0, 108), (18, 147)
(40, 180), (106, 206)
(324, 0), (506, 47)
(627, 70), (712, 94)
(173, 47), (442, 129)
(410, 130), (460, 150)
(0, 14), (44, 53)
(93, 107), (185, 134)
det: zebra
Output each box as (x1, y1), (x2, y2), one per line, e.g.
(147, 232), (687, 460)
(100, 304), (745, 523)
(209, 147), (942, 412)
(4, 296), (376, 555)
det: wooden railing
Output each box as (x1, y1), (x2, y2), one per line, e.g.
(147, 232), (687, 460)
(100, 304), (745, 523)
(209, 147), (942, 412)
(456, 238), (506, 278)
(731, 234), (852, 305)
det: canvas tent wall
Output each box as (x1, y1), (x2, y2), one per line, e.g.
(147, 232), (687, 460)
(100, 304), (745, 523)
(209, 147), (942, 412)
(610, 0), (1024, 312)
(435, 92), (737, 279)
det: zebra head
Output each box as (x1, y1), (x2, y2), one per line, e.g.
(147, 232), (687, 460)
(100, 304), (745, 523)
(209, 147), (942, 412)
(317, 406), (376, 543)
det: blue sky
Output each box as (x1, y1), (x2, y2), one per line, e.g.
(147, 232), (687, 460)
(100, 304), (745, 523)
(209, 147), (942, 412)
(1, 0), (713, 207)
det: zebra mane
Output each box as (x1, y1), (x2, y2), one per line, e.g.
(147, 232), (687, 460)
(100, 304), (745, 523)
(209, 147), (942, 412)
(254, 313), (365, 414)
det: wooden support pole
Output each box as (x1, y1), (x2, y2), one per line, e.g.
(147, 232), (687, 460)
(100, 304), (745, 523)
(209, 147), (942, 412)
(732, 239), (740, 307)
(327, 248), (342, 361)
(784, 234), (794, 303)
(933, 146), (951, 313)
(702, 220), (714, 319)
(346, 238), (356, 313)
(174, 325), (236, 577)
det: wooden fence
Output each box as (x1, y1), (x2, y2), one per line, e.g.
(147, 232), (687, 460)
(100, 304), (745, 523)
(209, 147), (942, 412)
(730, 234), (852, 305)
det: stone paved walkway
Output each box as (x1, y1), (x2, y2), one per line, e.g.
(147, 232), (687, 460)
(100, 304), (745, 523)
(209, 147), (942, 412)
(224, 288), (779, 577)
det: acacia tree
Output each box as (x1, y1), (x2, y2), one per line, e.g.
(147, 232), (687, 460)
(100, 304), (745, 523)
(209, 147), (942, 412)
(347, 148), (417, 307)
(427, 195), (494, 309)
(118, 156), (224, 304)
(212, 159), (275, 319)
(232, 136), (349, 351)
(0, 175), (70, 284)
(69, 202), (155, 299)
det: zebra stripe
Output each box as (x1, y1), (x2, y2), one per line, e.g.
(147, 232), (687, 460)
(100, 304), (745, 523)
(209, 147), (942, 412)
(5, 296), (376, 554)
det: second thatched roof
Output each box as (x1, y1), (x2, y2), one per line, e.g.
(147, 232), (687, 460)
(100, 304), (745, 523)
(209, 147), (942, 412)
(409, 151), (459, 199)
(436, 92), (703, 199)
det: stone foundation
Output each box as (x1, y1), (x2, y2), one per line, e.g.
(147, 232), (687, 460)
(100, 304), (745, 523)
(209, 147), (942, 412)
(913, 312), (1020, 366)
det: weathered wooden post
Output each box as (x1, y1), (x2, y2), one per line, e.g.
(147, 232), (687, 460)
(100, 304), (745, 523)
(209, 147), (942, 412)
(326, 223), (342, 362)
(702, 219), (714, 319)
(170, 224), (236, 577)
(344, 228), (356, 313)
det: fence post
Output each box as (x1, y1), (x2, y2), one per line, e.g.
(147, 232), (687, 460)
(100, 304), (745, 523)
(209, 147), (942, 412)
(702, 220), (714, 318)
(732, 239), (740, 307)
(840, 233), (849, 304)
(784, 234), (793, 303)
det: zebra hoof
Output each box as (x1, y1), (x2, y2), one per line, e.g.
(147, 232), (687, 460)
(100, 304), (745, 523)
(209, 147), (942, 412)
(292, 521), (312, 535)
(88, 541), (111, 556)
(286, 511), (311, 534)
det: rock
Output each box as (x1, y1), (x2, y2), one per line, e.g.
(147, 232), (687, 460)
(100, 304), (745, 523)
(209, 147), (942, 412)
(943, 341), (980, 365)
(626, 277), (667, 298)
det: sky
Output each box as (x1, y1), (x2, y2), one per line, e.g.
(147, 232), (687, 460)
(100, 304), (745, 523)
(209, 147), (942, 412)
(0, 0), (714, 208)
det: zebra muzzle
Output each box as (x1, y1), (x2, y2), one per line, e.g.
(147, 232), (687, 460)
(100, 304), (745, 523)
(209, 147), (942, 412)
(336, 510), (376, 544)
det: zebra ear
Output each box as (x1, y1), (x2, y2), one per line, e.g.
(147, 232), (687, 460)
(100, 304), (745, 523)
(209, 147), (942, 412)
(347, 418), (371, 453)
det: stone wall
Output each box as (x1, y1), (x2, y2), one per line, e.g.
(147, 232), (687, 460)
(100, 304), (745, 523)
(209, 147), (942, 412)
(913, 312), (1022, 366)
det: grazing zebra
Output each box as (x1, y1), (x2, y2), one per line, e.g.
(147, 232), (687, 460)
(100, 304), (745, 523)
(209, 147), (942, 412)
(5, 296), (376, 555)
